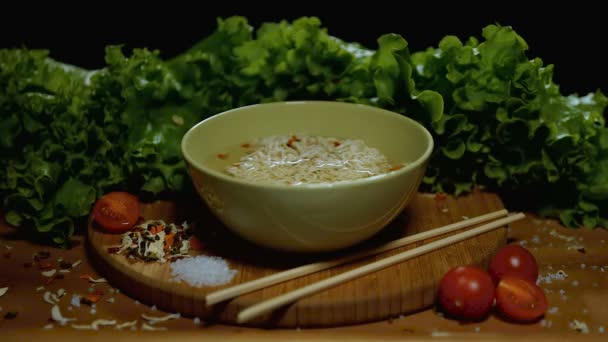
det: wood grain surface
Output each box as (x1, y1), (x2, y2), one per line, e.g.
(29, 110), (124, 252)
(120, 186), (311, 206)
(87, 191), (507, 327)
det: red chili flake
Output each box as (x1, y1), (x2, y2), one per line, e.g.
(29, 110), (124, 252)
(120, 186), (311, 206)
(287, 136), (300, 149)
(217, 153), (229, 160)
(434, 192), (448, 201)
(38, 261), (54, 270)
(4, 312), (18, 320)
(44, 275), (58, 285)
(107, 247), (120, 254)
(188, 236), (205, 251)
(240, 143), (251, 148)
(81, 293), (102, 305)
(333, 141), (341, 147)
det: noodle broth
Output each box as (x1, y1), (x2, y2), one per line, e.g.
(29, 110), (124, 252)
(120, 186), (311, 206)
(207, 134), (405, 185)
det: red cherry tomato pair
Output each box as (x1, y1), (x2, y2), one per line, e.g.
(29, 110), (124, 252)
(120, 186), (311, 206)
(438, 245), (547, 322)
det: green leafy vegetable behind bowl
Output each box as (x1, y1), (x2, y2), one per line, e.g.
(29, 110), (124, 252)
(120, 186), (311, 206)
(1, 16), (606, 247)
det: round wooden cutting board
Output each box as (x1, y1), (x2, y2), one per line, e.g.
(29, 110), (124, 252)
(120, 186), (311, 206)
(87, 191), (507, 327)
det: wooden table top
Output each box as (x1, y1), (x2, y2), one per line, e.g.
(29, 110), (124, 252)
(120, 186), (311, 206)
(1, 193), (607, 340)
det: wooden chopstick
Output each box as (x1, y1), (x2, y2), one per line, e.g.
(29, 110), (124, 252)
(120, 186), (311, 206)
(206, 209), (508, 306)
(237, 212), (525, 323)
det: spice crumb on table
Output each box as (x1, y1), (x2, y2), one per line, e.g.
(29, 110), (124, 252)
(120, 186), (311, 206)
(1, 210), (608, 338)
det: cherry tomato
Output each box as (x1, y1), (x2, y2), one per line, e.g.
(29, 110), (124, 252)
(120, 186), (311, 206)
(495, 276), (548, 322)
(92, 192), (140, 232)
(489, 245), (539, 284)
(437, 266), (495, 320)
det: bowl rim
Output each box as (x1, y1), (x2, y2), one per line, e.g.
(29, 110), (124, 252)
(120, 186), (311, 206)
(181, 101), (434, 190)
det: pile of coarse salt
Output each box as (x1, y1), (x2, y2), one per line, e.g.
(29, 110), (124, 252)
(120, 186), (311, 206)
(170, 256), (237, 287)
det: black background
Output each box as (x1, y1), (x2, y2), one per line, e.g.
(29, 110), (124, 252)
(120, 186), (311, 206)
(2, 4), (606, 95)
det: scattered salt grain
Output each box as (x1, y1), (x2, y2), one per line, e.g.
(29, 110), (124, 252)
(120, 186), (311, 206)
(599, 326), (605, 334)
(531, 235), (540, 244)
(71, 324), (94, 330)
(537, 270), (568, 284)
(441, 208), (449, 213)
(578, 236), (584, 242)
(72, 260), (82, 268)
(142, 323), (167, 331)
(51, 305), (76, 325)
(193, 317), (201, 325)
(561, 295), (568, 301)
(559, 289), (565, 295)
(142, 312), (181, 323)
(150, 305), (157, 311)
(36, 286), (45, 292)
(90, 309), (97, 315)
(519, 240), (528, 246)
(59, 269), (71, 274)
(43, 323), (54, 330)
(591, 265), (598, 270)
(116, 320), (138, 330)
(601, 267), (605, 273)
(130, 325), (137, 331)
(82, 276), (106, 283)
(42, 269), (57, 277)
(571, 280), (579, 287)
(431, 331), (451, 337)
(570, 320), (589, 334)
(548, 307), (559, 314)
(170, 256), (237, 287)
(461, 215), (470, 220)
(549, 230), (576, 242)
(43, 291), (57, 305)
(474, 326), (480, 333)
(582, 308), (588, 314)
(106, 297), (115, 303)
(67, 306), (73, 311)
(134, 300), (140, 305)
(71, 295), (81, 308)
(540, 319), (547, 327)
